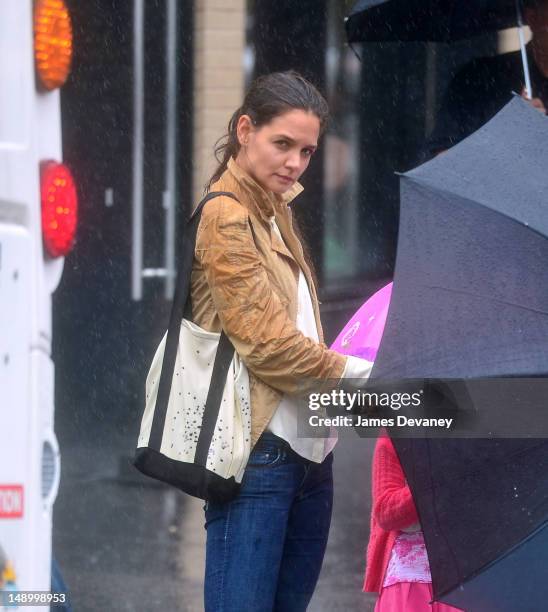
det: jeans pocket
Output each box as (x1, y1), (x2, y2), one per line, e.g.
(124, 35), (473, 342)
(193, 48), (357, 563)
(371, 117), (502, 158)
(246, 444), (283, 468)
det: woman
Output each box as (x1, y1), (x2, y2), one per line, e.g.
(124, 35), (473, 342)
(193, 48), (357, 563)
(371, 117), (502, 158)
(190, 71), (373, 611)
(364, 433), (464, 611)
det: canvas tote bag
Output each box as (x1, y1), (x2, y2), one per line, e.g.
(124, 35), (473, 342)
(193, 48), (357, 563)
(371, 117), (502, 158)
(134, 192), (252, 502)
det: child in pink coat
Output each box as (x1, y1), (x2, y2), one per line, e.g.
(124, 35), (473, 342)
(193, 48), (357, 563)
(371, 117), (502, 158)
(364, 434), (464, 611)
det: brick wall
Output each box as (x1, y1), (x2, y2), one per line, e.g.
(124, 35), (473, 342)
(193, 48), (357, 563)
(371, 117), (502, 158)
(193, 0), (246, 205)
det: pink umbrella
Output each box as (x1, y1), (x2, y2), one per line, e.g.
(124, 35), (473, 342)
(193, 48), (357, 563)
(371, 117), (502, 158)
(330, 282), (393, 362)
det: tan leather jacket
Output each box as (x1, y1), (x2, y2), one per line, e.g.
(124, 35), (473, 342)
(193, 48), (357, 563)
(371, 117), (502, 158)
(191, 158), (347, 446)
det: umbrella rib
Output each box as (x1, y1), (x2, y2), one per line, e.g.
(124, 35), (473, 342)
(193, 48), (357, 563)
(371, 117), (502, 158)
(423, 285), (548, 317)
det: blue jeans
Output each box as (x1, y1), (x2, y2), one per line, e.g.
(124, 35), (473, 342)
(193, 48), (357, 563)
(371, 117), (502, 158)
(204, 432), (334, 612)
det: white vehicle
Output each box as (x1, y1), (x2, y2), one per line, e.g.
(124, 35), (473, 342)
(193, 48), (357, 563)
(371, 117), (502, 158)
(0, 0), (77, 607)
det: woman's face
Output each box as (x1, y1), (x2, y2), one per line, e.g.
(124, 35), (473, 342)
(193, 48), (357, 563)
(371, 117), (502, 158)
(235, 109), (320, 194)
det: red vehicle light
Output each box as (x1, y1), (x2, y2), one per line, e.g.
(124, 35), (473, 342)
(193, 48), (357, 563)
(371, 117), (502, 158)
(40, 161), (78, 258)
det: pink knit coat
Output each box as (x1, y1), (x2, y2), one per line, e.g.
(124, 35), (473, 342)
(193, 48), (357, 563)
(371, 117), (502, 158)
(364, 435), (420, 593)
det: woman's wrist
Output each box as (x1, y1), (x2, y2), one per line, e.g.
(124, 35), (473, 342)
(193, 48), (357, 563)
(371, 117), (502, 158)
(340, 355), (373, 388)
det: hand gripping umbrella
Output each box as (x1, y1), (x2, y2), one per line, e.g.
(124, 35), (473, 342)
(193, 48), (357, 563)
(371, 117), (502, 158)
(370, 97), (548, 611)
(346, 0), (534, 98)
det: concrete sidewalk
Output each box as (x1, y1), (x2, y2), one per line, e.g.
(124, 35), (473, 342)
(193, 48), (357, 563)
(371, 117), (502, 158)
(53, 427), (377, 611)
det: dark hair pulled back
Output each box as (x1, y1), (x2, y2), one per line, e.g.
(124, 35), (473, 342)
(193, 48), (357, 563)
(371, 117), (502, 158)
(206, 70), (329, 191)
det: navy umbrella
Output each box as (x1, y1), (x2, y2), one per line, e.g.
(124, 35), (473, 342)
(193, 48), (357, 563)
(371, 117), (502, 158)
(373, 96), (548, 380)
(346, 0), (534, 98)
(371, 97), (548, 610)
(393, 437), (548, 611)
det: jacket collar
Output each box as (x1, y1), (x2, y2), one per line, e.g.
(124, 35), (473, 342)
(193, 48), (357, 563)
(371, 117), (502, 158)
(224, 157), (304, 222)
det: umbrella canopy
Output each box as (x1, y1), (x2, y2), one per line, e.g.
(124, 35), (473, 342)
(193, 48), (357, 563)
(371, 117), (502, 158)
(373, 96), (548, 380)
(395, 437), (548, 610)
(346, 0), (523, 43)
(330, 282), (393, 362)
(346, 0), (534, 98)
(371, 97), (548, 610)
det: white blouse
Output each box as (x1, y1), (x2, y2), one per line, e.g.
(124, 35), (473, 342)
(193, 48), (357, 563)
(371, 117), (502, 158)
(266, 217), (373, 462)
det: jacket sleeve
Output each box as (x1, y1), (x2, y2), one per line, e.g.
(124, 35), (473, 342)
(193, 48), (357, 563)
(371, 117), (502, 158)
(194, 196), (347, 394)
(371, 437), (419, 532)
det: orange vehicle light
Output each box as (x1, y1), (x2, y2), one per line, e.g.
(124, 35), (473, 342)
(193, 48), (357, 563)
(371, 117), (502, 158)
(41, 161), (78, 258)
(34, 0), (73, 90)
